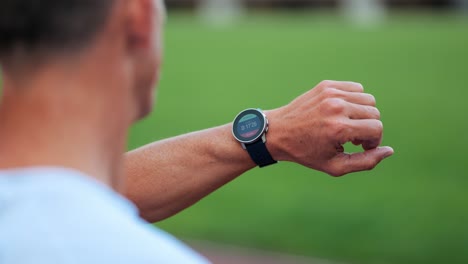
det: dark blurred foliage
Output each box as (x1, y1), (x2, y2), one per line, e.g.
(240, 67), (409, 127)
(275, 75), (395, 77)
(165, 0), (462, 10)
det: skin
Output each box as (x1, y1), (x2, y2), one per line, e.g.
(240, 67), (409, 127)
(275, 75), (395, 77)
(125, 81), (394, 222)
(0, 0), (393, 225)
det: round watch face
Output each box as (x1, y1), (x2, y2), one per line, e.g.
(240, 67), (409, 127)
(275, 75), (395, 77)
(232, 109), (267, 144)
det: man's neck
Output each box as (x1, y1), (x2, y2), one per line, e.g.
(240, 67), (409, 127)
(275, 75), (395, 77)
(0, 61), (131, 190)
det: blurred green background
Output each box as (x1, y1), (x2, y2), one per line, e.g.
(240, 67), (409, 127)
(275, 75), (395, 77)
(127, 11), (468, 264)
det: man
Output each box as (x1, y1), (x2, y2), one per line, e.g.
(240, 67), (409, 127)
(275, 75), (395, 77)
(0, 0), (393, 263)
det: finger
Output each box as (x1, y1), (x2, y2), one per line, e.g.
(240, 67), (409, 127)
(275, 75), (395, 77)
(327, 146), (394, 177)
(345, 102), (381, 120)
(344, 119), (383, 143)
(321, 88), (377, 106)
(341, 91), (376, 106)
(327, 81), (365, 93)
(362, 139), (381, 150)
(353, 138), (382, 151)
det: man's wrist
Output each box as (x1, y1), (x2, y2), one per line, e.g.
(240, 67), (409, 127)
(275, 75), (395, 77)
(264, 108), (290, 163)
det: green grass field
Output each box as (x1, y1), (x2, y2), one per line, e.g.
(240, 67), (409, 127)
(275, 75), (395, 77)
(127, 12), (468, 264)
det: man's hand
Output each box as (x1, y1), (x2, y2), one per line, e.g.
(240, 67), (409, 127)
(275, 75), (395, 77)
(125, 80), (393, 222)
(267, 80), (394, 177)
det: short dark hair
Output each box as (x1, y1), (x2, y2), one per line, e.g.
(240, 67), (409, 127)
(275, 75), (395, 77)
(0, 0), (115, 58)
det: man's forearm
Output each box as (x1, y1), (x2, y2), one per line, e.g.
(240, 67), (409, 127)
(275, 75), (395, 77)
(124, 124), (256, 223)
(124, 81), (394, 223)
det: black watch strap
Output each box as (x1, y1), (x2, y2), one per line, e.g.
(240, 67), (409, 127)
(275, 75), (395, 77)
(245, 140), (277, 168)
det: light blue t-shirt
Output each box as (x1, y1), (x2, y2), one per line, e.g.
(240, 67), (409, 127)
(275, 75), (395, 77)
(0, 167), (209, 264)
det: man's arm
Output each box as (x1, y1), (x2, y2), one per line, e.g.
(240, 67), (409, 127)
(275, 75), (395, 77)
(124, 81), (394, 223)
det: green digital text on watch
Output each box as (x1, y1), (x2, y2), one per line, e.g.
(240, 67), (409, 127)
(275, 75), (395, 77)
(232, 108), (277, 168)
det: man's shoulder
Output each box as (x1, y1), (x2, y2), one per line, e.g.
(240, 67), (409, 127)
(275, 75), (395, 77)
(0, 167), (137, 229)
(0, 167), (208, 264)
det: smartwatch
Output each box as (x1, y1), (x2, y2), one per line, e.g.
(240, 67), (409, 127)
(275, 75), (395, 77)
(232, 108), (277, 168)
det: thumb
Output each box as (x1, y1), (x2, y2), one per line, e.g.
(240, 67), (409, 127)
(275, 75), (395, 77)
(328, 146), (394, 177)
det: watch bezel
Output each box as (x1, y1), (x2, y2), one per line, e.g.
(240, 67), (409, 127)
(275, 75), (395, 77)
(232, 108), (268, 144)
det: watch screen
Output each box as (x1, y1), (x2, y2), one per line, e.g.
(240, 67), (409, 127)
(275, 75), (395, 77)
(238, 114), (261, 139)
(233, 109), (266, 143)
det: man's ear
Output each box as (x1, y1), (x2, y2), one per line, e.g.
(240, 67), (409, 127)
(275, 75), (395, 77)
(125, 0), (157, 50)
